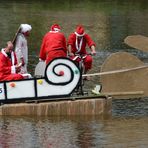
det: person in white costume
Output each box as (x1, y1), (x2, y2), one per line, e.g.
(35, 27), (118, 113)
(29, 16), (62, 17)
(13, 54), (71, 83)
(15, 24), (32, 74)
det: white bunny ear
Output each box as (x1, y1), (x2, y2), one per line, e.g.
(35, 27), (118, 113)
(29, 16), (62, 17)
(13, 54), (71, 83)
(20, 24), (32, 33)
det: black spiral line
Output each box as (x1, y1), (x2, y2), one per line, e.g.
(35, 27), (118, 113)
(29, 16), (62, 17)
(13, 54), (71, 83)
(45, 63), (74, 86)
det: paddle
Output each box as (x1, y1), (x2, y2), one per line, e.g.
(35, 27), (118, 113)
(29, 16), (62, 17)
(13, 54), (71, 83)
(12, 26), (21, 45)
(124, 35), (148, 52)
(83, 64), (148, 77)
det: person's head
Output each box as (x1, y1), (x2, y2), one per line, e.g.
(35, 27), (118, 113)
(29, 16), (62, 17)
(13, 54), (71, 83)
(75, 25), (85, 38)
(5, 41), (13, 53)
(20, 24), (32, 36)
(50, 24), (61, 32)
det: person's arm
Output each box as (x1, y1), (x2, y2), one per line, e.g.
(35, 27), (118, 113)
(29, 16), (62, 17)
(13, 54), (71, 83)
(20, 57), (25, 66)
(61, 33), (68, 54)
(85, 34), (96, 55)
(67, 45), (74, 56)
(39, 35), (47, 61)
(67, 34), (75, 56)
(0, 56), (20, 74)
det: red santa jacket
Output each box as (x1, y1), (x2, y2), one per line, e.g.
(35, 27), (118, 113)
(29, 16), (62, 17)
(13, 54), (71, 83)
(0, 49), (23, 81)
(67, 33), (96, 54)
(39, 31), (67, 64)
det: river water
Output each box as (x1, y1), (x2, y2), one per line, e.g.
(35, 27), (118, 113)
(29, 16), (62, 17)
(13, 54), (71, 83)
(0, 0), (148, 147)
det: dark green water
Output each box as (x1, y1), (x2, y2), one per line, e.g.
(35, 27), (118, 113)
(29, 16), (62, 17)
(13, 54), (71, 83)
(0, 1), (148, 147)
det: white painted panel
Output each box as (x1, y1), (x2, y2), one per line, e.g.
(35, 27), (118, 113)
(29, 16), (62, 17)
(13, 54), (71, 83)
(7, 80), (35, 99)
(0, 83), (5, 100)
(37, 77), (79, 97)
(37, 58), (80, 97)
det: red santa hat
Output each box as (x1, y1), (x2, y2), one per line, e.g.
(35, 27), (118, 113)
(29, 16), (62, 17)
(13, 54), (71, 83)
(75, 25), (85, 37)
(50, 24), (61, 32)
(20, 24), (32, 33)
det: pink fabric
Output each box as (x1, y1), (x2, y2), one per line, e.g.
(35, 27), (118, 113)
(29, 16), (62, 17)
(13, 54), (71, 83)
(39, 31), (67, 64)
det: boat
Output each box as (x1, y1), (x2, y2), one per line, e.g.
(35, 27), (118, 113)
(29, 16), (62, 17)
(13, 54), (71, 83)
(0, 57), (81, 103)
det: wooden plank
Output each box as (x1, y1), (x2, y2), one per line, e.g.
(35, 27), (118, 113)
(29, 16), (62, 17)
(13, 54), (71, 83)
(103, 91), (144, 96)
(25, 94), (108, 103)
(0, 97), (112, 116)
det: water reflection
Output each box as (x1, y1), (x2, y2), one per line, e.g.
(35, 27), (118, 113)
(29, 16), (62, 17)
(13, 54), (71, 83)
(0, 116), (105, 148)
(0, 115), (148, 147)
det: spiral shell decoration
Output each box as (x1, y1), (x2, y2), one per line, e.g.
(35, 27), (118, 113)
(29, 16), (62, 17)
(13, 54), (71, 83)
(45, 57), (80, 86)
(34, 57), (81, 97)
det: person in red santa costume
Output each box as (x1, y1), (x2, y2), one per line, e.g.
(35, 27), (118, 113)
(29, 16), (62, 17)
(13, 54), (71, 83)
(39, 24), (67, 64)
(67, 25), (96, 79)
(0, 41), (24, 81)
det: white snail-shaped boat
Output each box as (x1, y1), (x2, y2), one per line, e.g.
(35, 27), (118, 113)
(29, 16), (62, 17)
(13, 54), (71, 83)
(0, 57), (80, 103)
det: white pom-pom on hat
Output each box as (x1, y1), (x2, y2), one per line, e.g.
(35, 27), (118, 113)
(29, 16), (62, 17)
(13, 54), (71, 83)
(20, 24), (32, 33)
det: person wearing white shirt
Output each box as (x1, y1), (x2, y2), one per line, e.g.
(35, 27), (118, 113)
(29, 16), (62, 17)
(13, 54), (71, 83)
(15, 24), (32, 74)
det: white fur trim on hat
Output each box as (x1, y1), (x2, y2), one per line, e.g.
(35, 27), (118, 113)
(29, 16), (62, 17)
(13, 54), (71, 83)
(20, 24), (32, 33)
(50, 28), (60, 33)
(53, 28), (60, 31)
(75, 32), (85, 37)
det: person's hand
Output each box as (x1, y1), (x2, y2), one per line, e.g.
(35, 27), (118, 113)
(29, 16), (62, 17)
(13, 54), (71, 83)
(39, 58), (45, 62)
(68, 52), (74, 57)
(90, 45), (96, 56)
(21, 58), (25, 66)
(91, 50), (96, 56)
(15, 64), (22, 73)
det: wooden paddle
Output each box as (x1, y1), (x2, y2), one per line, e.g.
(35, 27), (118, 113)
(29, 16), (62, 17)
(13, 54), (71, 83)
(124, 35), (148, 52)
(99, 51), (148, 99)
(12, 26), (21, 47)
(83, 64), (148, 77)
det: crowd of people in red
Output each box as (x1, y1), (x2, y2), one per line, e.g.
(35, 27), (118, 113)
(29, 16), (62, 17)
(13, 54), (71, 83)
(0, 24), (96, 81)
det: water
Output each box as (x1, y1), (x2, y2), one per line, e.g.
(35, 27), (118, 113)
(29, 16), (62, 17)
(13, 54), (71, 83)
(0, 111), (148, 148)
(0, 0), (148, 147)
